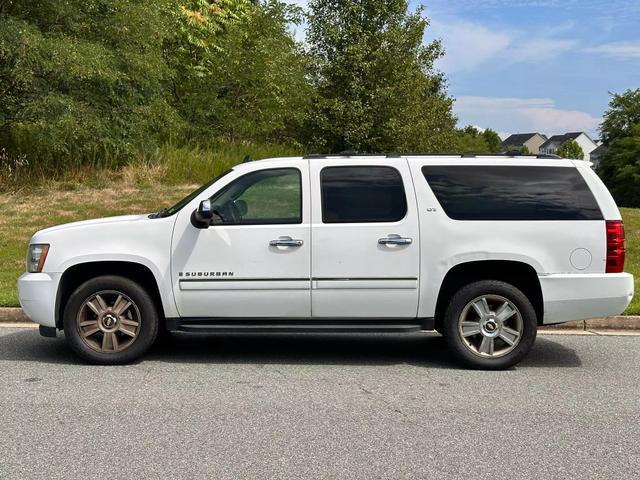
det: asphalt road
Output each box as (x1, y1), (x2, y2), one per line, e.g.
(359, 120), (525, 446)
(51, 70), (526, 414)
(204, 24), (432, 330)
(0, 328), (639, 480)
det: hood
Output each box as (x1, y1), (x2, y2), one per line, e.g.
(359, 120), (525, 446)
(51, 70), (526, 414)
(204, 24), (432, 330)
(32, 214), (153, 239)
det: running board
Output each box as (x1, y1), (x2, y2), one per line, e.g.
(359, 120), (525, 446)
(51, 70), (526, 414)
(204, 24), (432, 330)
(166, 318), (434, 333)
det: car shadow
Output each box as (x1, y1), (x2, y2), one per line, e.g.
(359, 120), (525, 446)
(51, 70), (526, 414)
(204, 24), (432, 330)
(0, 328), (582, 369)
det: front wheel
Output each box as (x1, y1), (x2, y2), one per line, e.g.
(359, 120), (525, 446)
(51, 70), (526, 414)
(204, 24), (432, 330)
(63, 275), (159, 364)
(442, 280), (537, 370)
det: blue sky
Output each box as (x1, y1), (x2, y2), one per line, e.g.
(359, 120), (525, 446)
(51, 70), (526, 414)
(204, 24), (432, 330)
(288, 0), (640, 139)
(422, 0), (640, 138)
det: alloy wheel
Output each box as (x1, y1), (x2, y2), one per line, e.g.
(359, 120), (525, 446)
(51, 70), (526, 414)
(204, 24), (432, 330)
(458, 294), (523, 358)
(76, 290), (141, 353)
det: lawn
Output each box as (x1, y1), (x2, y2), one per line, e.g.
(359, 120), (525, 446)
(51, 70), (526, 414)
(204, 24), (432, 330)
(1, 179), (638, 315)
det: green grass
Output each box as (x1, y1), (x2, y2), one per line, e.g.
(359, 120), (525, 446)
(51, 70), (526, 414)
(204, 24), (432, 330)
(0, 181), (198, 307)
(620, 208), (639, 315)
(1, 169), (638, 315)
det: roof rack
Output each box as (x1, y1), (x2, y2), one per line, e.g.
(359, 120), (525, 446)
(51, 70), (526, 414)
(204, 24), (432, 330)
(302, 152), (561, 160)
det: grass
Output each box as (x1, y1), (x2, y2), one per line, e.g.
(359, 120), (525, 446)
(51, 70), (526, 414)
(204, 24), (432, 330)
(620, 208), (639, 315)
(0, 161), (638, 315)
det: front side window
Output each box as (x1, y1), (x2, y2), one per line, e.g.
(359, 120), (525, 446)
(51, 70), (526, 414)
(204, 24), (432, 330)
(321, 166), (407, 223)
(209, 168), (302, 225)
(422, 165), (603, 221)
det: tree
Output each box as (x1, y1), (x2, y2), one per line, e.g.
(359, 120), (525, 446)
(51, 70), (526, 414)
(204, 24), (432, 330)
(305, 0), (457, 153)
(597, 124), (640, 207)
(597, 88), (640, 206)
(520, 145), (530, 155)
(600, 88), (640, 145)
(173, 1), (312, 143)
(556, 139), (584, 159)
(482, 129), (502, 153)
(455, 126), (488, 153)
(0, 0), (184, 169)
(454, 126), (503, 153)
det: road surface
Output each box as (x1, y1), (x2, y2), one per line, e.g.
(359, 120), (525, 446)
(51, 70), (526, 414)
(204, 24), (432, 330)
(0, 328), (638, 479)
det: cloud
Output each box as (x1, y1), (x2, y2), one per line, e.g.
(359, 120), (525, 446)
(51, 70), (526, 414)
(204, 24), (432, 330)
(428, 17), (577, 73)
(509, 38), (577, 62)
(455, 96), (601, 136)
(429, 20), (511, 73)
(585, 41), (640, 58)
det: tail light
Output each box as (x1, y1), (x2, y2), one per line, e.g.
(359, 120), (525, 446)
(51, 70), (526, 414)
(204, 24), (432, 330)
(605, 220), (626, 273)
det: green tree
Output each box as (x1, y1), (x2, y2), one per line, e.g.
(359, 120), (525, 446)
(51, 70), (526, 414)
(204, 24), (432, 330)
(482, 128), (502, 153)
(175, 1), (312, 143)
(455, 126), (488, 153)
(598, 89), (640, 207)
(0, 0), (184, 169)
(597, 124), (640, 207)
(556, 139), (584, 159)
(305, 0), (456, 153)
(600, 88), (640, 145)
(520, 145), (531, 155)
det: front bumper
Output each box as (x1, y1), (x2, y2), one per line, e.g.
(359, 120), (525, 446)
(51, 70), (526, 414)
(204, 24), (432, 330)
(17, 272), (62, 328)
(539, 273), (634, 324)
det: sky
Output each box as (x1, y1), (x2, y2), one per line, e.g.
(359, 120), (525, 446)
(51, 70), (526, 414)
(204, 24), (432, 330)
(422, 0), (640, 139)
(288, 0), (640, 140)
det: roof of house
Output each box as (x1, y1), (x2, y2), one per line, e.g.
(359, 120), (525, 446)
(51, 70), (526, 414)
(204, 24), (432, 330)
(590, 144), (607, 156)
(540, 132), (592, 150)
(501, 133), (546, 147)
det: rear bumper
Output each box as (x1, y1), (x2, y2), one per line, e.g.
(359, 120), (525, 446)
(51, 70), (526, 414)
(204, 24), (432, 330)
(17, 272), (61, 328)
(539, 273), (634, 324)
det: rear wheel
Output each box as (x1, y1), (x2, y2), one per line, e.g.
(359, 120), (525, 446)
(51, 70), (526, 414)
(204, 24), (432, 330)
(442, 280), (537, 370)
(63, 275), (158, 364)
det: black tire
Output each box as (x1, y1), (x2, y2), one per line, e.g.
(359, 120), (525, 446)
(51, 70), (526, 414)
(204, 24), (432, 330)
(63, 275), (159, 365)
(442, 280), (537, 370)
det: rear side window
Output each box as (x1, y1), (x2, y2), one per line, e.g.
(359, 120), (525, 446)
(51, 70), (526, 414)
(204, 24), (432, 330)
(422, 166), (603, 221)
(321, 166), (407, 223)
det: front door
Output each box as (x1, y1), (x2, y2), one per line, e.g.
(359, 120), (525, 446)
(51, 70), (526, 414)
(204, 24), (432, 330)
(171, 161), (311, 318)
(309, 158), (420, 318)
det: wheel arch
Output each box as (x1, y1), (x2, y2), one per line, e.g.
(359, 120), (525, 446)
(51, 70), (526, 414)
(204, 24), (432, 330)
(434, 260), (543, 329)
(55, 261), (165, 329)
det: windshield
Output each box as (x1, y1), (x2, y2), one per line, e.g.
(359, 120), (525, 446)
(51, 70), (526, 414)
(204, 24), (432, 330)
(153, 169), (233, 218)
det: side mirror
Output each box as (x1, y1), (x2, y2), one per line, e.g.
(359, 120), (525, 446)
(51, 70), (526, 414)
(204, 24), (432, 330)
(192, 199), (213, 228)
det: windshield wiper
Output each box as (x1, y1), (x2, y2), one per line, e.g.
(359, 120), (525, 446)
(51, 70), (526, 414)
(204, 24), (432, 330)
(149, 207), (169, 219)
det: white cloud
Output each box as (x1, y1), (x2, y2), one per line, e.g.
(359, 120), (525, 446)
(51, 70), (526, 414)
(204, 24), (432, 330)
(455, 96), (601, 136)
(429, 20), (511, 73)
(585, 41), (640, 58)
(509, 38), (577, 62)
(428, 17), (577, 73)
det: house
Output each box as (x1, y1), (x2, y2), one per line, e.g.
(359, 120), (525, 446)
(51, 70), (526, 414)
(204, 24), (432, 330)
(539, 132), (598, 162)
(589, 144), (607, 170)
(501, 133), (547, 154)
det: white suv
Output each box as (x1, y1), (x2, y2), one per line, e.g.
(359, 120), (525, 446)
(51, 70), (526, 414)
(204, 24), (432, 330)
(18, 154), (634, 369)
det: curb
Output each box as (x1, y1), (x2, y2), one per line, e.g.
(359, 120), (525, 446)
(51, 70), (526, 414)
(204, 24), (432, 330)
(0, 308), (30, 324)
(1, 307), (639, 330)
(542, 316), (640, 330)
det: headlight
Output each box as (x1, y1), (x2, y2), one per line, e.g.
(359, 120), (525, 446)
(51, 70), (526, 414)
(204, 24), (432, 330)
(26, 244), (50, 273)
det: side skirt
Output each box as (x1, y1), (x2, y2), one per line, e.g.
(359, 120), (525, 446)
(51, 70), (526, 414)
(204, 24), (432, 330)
(165, 317), (435, 333)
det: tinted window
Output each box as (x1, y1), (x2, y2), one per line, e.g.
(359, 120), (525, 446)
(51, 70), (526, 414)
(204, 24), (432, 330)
(422, 166), (602, 221)
(210, 168), (301, 225)
(321, 166), (407, 223)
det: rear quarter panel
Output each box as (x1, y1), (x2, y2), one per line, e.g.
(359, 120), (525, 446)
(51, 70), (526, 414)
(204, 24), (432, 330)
(407, 158), (607, 318)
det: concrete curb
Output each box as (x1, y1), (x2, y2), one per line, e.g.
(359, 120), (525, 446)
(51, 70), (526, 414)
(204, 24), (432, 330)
(1, 307), (639, 330)
(0, 308), (29, 324)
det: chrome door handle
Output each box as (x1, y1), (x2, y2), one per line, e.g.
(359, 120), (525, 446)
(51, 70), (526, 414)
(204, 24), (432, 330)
(270, 236), (304, 247)
(378, 234), (413, 246)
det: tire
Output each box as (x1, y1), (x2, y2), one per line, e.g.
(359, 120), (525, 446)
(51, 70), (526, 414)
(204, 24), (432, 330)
(63, 275), (159, 365)
(442, 280), (537, 370)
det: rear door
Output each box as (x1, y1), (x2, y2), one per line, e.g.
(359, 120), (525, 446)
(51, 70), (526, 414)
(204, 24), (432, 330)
(310, 158), (420, 318)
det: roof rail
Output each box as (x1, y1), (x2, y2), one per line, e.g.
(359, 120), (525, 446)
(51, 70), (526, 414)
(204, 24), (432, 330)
(302, 152), (561, 159)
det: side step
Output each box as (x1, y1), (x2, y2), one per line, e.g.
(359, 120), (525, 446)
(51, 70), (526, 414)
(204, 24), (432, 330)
(167, 318), (433, 334)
